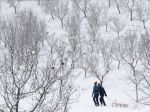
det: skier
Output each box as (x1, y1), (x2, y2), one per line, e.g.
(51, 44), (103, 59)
(92, 82), (99, 106)
(98, 83), (107, 106)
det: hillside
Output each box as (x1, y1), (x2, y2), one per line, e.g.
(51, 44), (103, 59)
(0, 0), (150, 112)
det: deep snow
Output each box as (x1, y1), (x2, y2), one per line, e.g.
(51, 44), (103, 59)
(71, 66), (150, 112)
(0, 1), (150, 112)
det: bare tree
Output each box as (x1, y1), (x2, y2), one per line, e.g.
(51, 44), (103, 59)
(139, 34), (150, 70)
(65, 11), (82, 69)
(101, 6), (111, 32)
(79, 54), (90, 77)
(87, 3), (102, 42)
(113, 0), (122, 14)
(85, 3), (112, 85)
(41, 0), (56, 20)
(0, 9), (76, 112)
(110, 16), (125, 38)
(72, 0), (91, 18)
(111, 38), (122, 69)
(7, 0), (21, 14)
(138, 72), (150, 105)
(0, 10), (46, 111)
(135, 1), (150, 32)
(122, 0), (137, 21)
(136, 32), (150, 105)
(95, 38), (112, 86)
(107, 0), (112, 8)
(78, 42), (91, 77)
(120, 29), (141, 102)
(42, 0), (69, 27)
(65, 12), (81, 39)
(54, 0), (69, 28)
(86, 37), (112, 86)
(29, 54), (75, 112)
(34, 33), (76, 112)
(67, 36), (81, 69)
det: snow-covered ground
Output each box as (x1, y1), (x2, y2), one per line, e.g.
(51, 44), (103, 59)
(71, 66), (150, 112)
(1, 1), (150, 112)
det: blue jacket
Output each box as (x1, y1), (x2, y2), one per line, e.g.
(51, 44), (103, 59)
(98, 85), (107, 97)
(92, 85), (99, 95)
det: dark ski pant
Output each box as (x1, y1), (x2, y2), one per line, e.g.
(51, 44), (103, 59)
(100, 96), (106, 106)
(93, 94), (99, 106)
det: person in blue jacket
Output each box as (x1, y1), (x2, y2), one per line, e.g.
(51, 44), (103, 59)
(97, 83), (107, 106)
(92, 82), (99, 106)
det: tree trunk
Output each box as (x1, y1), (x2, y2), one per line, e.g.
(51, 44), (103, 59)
(83, 11), (86, 18)
(117, 4), (121, 14)
(14, 6), (17, 14)
(108, 0), (111, 8)
(135, 84), (138, 102)
(117, 32), (120, 38)
(63, 96), (69, 112)
(117, 60), (120, 69)
(132, 66), (139, 102)
(60, 18), (64, 28)
(83, 68), (87, 77)
(106, 23), (108, 32)
(142, 20), (146, 29)
(130, 10), (133, 21)
(116, 56), (120, 69)
(51, 13), (54, 20)
(60, 80), (63, 100)
(101, 76), (104, 87)
(15, 88), (20, 112)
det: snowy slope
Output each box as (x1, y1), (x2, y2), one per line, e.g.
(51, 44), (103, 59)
(0, 1), (150, 112)
(71, 66), (150, 112)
